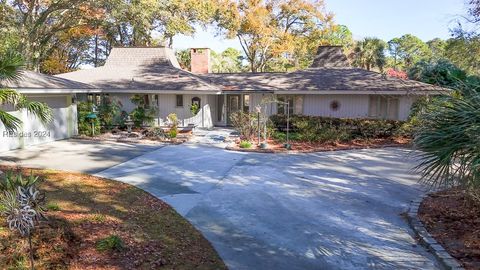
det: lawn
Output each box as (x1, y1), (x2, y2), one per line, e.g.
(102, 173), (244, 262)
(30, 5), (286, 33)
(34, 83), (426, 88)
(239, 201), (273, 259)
(0, 166), (226, 270)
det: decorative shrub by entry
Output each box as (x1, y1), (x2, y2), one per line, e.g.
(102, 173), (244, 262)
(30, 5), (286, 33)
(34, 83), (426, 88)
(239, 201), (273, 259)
(270, 114), (407, 140)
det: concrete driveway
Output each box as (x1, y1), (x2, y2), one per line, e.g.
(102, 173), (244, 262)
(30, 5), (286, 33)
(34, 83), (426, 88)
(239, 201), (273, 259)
(1, 139), (440, 269)
(0, 139), (162, 174)
(95, 143), (441, 270)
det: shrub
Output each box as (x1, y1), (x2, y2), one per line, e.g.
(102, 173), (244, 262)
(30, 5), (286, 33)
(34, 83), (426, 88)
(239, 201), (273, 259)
(414, 87), (480, 194)
(190, 103), (200, 116)
(77, 102), (101, 136)
(272, 131), (301, 142)
(144, 127), (167, 139)
(97, 98), (122, 130)
(96, 235), (124, 252)
(270, 114), (406, 140)
(167, 113), (178, 138)
(168, 128), (178, 139)
(0, 171), (46, 270)
(230, 111), (276, 141)
(239, 140), (252, 149)
(0, 170), (41, 191)
(230, 111), (258, 140)
(130, 95), (157, 127)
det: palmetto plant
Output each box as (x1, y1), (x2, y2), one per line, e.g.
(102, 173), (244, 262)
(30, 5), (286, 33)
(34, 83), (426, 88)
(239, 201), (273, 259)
(414, 86), (480, 192)
(0, 50), (53, 131)
(0, 171), (46, 270)
(352, 37), (387, 72)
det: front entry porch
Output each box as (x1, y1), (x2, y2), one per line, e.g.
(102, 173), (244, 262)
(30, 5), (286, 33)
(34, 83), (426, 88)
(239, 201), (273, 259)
(214, 94), (251, 126)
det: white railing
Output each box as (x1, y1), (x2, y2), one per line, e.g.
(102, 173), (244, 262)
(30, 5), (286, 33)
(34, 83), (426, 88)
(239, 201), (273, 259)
(182, 104), (213, 128)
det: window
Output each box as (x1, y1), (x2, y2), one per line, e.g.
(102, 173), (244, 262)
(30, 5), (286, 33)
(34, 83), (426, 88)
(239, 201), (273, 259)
(192, 97), (201, 107)
(176, 95), (183, 107)
(369, 96), (399, 119)
(277, 95), (300, 115)
(95, 94), (101, 106)
(143, 95), (150, 108)
(243, 95), (250, 112)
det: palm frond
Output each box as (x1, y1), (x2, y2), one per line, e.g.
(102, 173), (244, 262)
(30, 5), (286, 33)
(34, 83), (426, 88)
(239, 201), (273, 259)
(414, 86), (480, 189)
(0, 50), (24, 84)
(0, 110), (22, 132)
(17, 99), (53, 125)
(0, 89), (23, 105)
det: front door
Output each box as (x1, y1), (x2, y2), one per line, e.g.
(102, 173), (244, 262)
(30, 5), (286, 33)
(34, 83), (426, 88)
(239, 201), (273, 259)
(227, 94), (241, 125)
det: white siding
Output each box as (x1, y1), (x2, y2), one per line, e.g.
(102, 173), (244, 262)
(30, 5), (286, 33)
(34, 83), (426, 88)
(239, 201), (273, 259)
(113, 93), (137, 112)
(303, 94), (370, 118)
(107, 93), (216, 127)
(1, 96), (77, 152)
(398, 96), (418, 121)
(27, 95), (68, 108)
(250, 93), (276, 116)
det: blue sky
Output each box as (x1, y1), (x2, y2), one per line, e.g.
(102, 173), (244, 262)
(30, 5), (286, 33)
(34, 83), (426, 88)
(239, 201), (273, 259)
(173, 0), (468, 53)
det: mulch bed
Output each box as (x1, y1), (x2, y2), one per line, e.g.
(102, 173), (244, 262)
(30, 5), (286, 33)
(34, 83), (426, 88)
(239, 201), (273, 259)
(418, 188), (480, 270)
(0, 166), (226, 270)
(227, 137), (410, 153)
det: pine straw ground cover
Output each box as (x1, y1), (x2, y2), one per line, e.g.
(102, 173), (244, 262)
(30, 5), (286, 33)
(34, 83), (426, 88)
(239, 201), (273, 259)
(0, 166), (226, 270)
(230, 137), (410, 153)
(418, 188), (480, 270)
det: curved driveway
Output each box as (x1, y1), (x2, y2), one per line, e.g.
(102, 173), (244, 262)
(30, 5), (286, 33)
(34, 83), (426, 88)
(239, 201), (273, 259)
(96, 143), (441, 270)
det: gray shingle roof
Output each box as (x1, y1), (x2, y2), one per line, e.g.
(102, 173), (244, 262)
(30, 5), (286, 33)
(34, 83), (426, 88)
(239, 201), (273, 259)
(56, 47), (219, 92)
(7, 46), (443, 94)
(203, 67), (444, 93)
(2, 70), (93, 89)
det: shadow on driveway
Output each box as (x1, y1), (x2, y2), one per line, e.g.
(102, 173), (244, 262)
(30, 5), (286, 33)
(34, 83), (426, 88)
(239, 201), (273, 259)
(0, 139), (163, 174)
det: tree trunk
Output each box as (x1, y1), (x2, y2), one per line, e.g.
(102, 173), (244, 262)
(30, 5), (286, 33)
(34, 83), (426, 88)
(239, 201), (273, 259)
(94, 33), (99, 67)
(28, 234), (34, 270)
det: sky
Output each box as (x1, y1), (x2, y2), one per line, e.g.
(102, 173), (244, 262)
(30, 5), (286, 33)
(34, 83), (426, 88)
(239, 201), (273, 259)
(172, 0), (468, 53)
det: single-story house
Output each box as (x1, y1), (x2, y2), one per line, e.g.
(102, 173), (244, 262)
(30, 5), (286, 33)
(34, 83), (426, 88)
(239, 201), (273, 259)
(1, 45), (443, 151)
(56, 46), (443, 127)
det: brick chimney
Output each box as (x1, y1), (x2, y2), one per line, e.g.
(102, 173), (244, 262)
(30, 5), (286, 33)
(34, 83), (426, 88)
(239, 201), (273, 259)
(190, 48), (211, 74)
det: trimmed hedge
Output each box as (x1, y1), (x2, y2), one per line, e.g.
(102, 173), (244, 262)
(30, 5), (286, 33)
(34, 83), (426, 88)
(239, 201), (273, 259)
(270, 114), (407, 140)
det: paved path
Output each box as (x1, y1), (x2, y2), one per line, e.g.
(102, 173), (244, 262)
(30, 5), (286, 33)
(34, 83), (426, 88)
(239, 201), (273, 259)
(96, 143), (441, 270)
(0, 139), (162, 174)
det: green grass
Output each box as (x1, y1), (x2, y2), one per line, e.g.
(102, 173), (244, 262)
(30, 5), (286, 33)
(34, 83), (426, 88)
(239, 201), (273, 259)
(96, 235), (124, 252)
(46, 202), (60, 211)
(239, 140), (252, 149)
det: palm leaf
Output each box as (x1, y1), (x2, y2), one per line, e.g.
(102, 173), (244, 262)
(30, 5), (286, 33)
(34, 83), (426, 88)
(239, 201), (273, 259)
(0, 110), (22, 132)
(0, 89), (23, 105)
(414, 86), (480, 189)
(17, 99), (53, 125)
(0, 50), (24, 84)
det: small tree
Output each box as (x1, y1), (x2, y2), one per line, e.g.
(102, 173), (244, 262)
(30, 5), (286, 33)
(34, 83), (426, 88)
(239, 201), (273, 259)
(230, 111), (258, 141)
(414, 86), (480, 200)
(167, 113), (178, 138)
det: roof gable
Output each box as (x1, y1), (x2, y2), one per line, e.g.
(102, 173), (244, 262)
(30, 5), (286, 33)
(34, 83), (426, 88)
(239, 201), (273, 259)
(56, 47), (218, 91)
